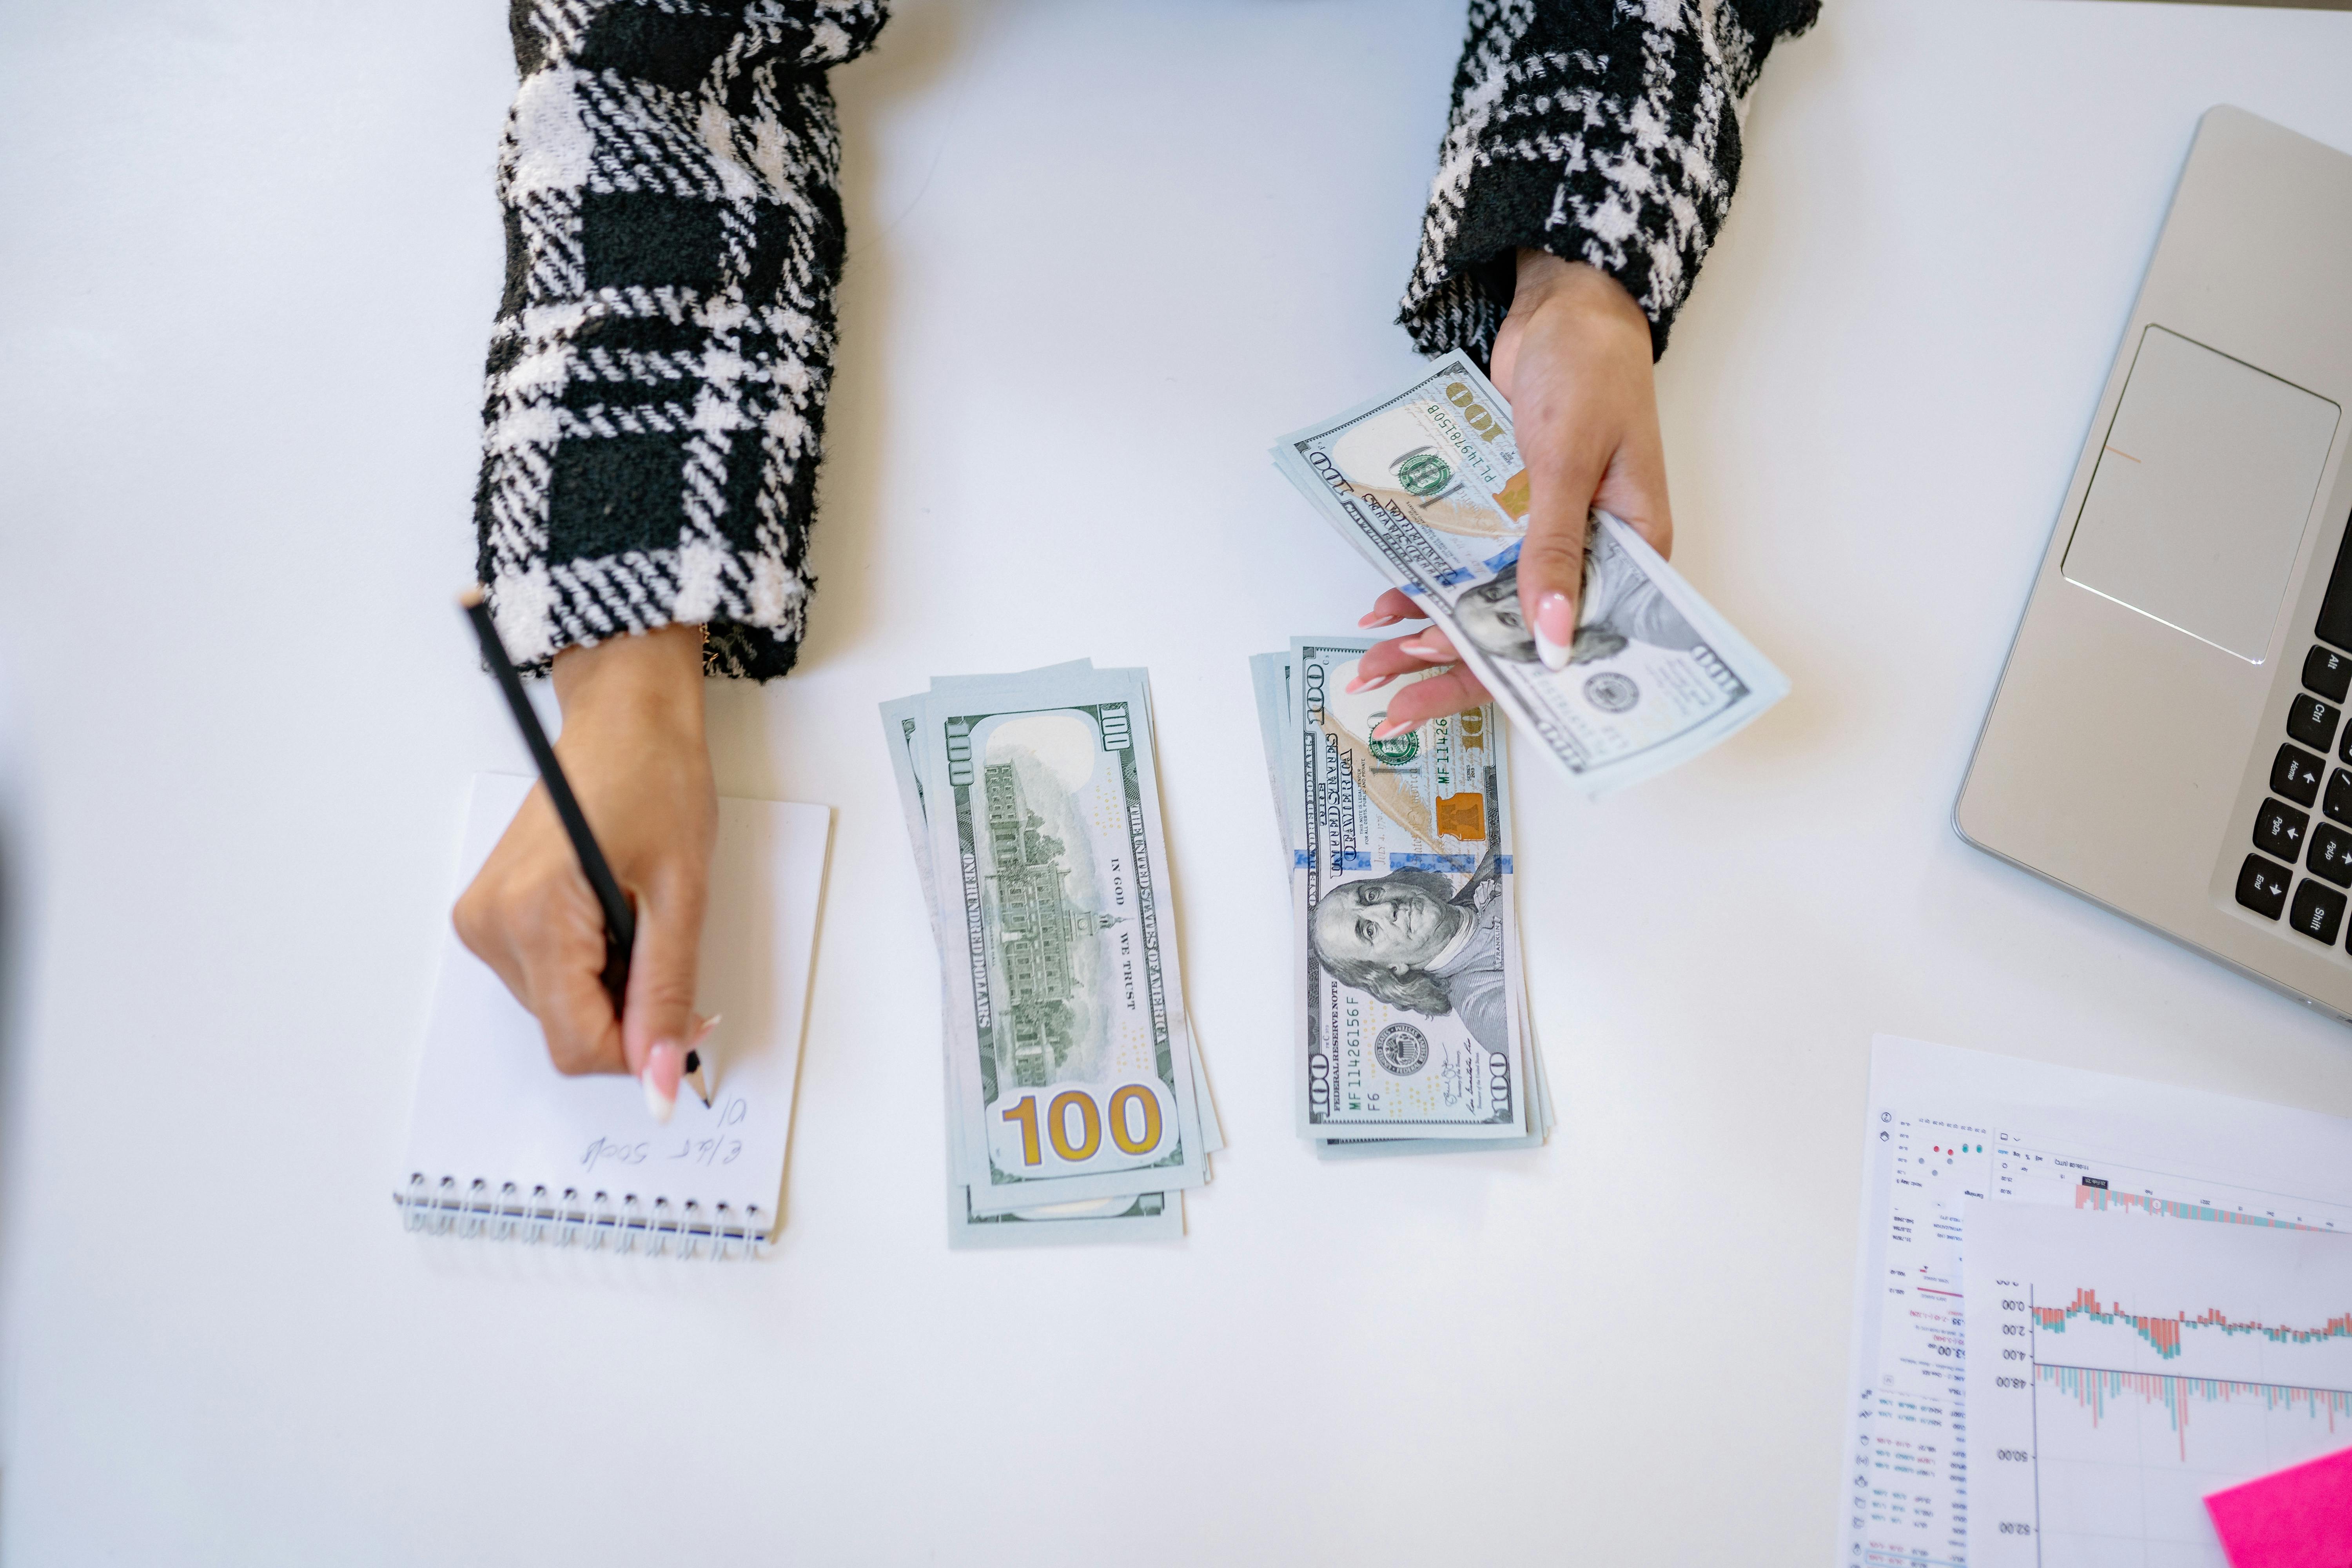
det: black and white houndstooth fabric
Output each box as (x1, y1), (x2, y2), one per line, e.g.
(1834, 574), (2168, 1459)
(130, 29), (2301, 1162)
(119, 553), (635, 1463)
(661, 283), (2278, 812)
(1399, 0), (1820, 367)
(476, 2), (1809, 679)
(475, 0), (888, 680)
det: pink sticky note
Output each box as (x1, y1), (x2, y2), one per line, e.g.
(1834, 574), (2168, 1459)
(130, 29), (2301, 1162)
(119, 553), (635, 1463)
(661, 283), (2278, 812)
(2206, 1445), (2352, 1568)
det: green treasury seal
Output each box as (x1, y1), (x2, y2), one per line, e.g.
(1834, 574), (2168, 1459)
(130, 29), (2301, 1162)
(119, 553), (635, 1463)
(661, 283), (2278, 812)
(1393, 450), (1452, 499)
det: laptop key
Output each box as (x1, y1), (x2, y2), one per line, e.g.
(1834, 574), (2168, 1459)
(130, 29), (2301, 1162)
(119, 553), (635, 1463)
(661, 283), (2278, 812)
(2276, 744), (2326, 806)
(2288, 693), (2343, 752)
(2237, 855), (2293, 919)
(2292, 879), (2348, 945)
(2311, 824), (2352, 886)
(2328, 769), (2352, 826)
(2255, 798), (2311, 862)
(2309, 645), (2352, 703)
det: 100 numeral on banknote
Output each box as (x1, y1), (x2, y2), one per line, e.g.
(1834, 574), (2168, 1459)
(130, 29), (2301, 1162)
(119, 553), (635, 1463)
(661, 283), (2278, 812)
(1273, 359), (1789, 796)
(926, 678), (1207, 1211)
(1293, 639), (1526, 1139)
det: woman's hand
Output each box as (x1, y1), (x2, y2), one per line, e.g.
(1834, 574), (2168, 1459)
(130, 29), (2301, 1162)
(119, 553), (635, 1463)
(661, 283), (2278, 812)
(1352, 250), (1675, 737)
(452, 623), (718, 1119)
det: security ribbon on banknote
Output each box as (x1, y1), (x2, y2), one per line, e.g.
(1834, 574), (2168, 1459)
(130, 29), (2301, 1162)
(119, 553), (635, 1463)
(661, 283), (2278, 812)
(1273, 358), (1788, 796)
(1250, 646), (1553, 1157)
(1285, 637), (1529, 1142)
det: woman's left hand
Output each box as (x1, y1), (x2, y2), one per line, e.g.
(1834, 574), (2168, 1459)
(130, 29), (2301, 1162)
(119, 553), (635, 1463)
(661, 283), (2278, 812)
(1349, 250), (1674, 739)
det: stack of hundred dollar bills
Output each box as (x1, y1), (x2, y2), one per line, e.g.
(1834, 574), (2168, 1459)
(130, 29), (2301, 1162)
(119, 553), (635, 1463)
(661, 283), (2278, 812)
(1250, 642), (1553, 1157)
(882, 662), (1221, 1246)
(1272, 359), (1789, 795)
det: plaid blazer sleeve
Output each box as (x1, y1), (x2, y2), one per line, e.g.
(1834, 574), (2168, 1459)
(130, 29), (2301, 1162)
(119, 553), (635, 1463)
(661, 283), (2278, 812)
(1399, 0), (1819, 366)
(475, 1), (889, 680)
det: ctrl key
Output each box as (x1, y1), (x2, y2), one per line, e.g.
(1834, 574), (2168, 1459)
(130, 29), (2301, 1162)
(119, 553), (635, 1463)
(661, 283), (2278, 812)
(2237, 855), (2293, 920)
(2291, 879), (2348, 946)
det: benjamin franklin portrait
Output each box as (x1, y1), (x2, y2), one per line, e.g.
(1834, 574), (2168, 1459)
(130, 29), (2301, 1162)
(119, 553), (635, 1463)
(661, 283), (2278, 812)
(1451, 529), (1706, 668)
(1307, 856), (1508, 1057)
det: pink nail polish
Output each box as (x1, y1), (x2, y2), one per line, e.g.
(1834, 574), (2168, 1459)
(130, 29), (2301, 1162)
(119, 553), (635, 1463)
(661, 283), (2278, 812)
(1358, 613), (1400, 628)
(1533, 592), (1576, 672)
(641, 1040), (682, 1124)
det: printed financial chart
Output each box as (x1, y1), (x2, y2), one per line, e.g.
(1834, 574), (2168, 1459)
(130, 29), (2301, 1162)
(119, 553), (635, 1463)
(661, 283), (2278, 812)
(1847, 1109), (1986, 1568)
(1844, 1040), (2352, 1568)
(1965, 1200), (2352, 1567)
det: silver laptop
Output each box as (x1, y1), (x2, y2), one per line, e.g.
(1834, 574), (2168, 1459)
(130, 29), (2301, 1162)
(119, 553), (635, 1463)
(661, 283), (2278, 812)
(1958, 106), (2352, 1020)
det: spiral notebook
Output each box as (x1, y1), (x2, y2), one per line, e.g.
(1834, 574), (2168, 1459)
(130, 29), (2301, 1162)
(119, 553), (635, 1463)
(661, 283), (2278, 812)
(395, 773), (830, 1258)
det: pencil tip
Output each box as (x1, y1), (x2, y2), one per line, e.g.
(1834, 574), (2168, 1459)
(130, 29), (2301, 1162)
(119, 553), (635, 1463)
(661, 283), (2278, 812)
(457, 583), (486, 609)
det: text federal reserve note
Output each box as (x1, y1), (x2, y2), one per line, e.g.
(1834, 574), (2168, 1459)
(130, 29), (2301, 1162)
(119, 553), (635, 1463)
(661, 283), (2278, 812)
(1289, 637), (1526, 1140)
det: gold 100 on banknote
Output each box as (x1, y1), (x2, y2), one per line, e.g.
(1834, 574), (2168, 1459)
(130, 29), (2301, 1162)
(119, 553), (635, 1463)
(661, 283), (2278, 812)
(881, 663), (1225, 1248)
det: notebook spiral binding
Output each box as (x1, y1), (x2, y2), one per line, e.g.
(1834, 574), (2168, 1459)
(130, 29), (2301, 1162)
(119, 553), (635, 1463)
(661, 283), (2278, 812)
(395, 1173), (770, 1260)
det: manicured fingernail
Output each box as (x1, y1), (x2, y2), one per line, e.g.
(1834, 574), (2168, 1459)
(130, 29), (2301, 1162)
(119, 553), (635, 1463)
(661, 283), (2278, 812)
(691, 1014), (722, 1048)
(1402, 637), (1450, 663)
(1358, 612), (1400, 628)
(642, 1041), (682, 1123)
(1370, 717), (1415, 741)
(1345, 671), (1397, 693)
(1534, 592), (1576, 672)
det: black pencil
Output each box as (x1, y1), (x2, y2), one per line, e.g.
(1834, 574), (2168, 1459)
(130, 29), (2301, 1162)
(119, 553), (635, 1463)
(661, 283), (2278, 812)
(458, 588), (711, 1107)
(460, 587), (637, 1013)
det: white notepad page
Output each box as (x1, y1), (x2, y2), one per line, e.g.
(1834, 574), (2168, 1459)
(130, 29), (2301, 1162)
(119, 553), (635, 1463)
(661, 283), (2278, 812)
(397, 773), (830, 1246)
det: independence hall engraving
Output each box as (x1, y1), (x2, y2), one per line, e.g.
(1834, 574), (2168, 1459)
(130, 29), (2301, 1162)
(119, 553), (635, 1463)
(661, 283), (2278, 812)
(984, 762), (1093, 1087)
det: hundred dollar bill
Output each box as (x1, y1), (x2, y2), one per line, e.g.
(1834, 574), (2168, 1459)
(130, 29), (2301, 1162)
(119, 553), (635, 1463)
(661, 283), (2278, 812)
(881, 688), (1185, 1245)
(888, 679), (1222, 1163)
(1315, 976), (1553, 1158)
(1249, 649), (1554, 1155)
(912, 664), (1210, 1214)
(1273, 358), (1789, 796)
(884, 675), (1215, 1243)
(1289, 637), (1528, 1141)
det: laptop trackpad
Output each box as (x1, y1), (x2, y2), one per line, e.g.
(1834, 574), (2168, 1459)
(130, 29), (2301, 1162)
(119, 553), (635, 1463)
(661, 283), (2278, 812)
(2061, 325), (2339, 661)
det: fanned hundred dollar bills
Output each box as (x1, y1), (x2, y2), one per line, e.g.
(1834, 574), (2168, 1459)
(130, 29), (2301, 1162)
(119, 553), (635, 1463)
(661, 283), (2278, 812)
(1273, 358), (1788, 795)
(881, 662), (1220, 1245)
(1250, 642), (1553, 1157)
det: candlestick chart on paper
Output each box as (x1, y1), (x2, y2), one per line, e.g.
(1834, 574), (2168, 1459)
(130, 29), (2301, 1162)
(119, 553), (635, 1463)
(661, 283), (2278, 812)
(1965, 1200), (2352, 1567)
(1840, 1039), (2352, 1568)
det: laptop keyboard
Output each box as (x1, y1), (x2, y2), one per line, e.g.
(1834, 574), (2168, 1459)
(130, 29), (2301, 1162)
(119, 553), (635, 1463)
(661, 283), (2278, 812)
(2238, 629), (2352, 947)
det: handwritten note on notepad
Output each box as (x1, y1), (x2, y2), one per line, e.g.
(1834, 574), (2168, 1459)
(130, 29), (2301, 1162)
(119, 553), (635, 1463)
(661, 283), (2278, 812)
(2207, 1446), (2352, 1568)
(396, 773), (830, 1252)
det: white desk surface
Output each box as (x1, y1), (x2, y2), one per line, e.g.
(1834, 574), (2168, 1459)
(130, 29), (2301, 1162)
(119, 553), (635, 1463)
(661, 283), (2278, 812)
(4, 1), (2352, 1561)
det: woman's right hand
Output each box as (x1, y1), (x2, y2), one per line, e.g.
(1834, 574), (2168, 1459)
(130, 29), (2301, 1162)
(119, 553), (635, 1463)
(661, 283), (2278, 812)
(452, 622), (718, 1120)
